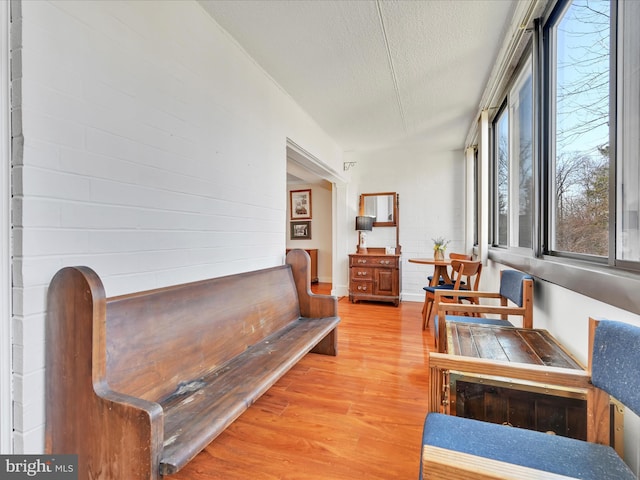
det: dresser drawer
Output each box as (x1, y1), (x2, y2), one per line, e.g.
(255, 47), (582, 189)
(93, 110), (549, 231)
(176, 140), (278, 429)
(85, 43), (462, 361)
(350, 280), (373, 294)
(350, 255), (398, 268)
(351, 267), (373, 279)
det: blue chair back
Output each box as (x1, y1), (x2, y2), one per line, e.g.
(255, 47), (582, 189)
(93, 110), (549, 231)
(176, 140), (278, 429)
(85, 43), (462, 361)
(592, 320), (640, 416)
(499, 270), (533, 307)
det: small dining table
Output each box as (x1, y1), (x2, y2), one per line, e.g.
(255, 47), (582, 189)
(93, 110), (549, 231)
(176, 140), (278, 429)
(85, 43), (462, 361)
(408, 257), (453, 286)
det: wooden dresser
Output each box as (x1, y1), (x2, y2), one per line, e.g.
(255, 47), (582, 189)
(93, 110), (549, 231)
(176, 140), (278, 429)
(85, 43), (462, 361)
(349, 252), (401, 306)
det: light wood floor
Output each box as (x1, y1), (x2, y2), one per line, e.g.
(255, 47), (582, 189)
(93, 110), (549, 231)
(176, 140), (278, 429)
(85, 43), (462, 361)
(171, 284), (433, 479)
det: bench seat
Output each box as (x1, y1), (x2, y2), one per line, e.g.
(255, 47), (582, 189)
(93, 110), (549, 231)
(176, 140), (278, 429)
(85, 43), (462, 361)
(160, 316), (339, 474)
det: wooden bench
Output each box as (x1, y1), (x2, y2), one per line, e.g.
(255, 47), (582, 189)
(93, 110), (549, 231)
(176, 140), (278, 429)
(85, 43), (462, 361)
(45, 249), (339, 479)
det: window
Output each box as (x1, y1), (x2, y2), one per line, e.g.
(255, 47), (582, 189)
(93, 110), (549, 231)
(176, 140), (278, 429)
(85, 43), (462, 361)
(511, 61), (534, 249)
(473, 148), (479, 247)
(492, 59), (533, 249)
(549, 0), (611, 258)
(618, 0), (640, 263)
(495, 106), (509, 246)
(485, 0), (640, 312)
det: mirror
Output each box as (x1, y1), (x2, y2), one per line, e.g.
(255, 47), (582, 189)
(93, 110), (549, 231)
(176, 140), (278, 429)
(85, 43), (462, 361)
(360, 192), (397, 227)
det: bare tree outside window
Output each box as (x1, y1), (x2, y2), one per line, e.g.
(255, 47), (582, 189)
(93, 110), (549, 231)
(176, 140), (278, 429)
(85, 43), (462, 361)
(553, 0), (610, 256)
(618, 0), (640, 262)
(496, 109), (509, 246)
(515, 71), (533, 248)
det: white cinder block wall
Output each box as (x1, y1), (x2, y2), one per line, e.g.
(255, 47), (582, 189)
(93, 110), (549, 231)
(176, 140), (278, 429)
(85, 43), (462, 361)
(11, 0), (341, 452)
(343, 145), (465, 302)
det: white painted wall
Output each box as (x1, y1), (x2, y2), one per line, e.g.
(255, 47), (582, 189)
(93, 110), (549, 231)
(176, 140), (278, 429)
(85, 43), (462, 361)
(286, 183), (332, 282)
(343, 144), (466, 302)
(11, 0), (341, 452)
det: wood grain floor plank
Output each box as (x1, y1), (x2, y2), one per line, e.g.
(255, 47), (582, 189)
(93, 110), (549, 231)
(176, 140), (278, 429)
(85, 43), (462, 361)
(170, 288), (432, 479)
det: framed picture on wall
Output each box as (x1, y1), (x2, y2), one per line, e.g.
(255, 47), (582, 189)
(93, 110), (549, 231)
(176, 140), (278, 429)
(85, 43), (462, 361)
(290, 189), (312, 219)
(290, 221), (311, 240)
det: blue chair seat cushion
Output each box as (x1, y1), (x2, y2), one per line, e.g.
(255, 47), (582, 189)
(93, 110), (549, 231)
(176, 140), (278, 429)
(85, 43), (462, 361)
(427, 275), (465, 286)
(421, 413), (635, 480)
(423, 284), (472, 303)
(434, 315), (513, 338)
(423, 284), (466, 293)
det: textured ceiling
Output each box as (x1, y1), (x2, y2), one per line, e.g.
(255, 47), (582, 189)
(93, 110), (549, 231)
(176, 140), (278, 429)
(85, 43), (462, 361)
(199, 0), (517, 154)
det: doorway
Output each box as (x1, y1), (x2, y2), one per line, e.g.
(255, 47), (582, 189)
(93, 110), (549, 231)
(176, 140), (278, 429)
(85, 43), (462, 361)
(286, 140), (342, 291)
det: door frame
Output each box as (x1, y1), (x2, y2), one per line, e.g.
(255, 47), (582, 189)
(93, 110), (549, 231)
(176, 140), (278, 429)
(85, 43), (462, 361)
(286, 139), (347, 295)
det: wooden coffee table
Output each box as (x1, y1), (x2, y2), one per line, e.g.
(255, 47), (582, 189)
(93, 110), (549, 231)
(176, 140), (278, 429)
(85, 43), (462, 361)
(446, 322), (582, 369)
(444, 322), (622, 450)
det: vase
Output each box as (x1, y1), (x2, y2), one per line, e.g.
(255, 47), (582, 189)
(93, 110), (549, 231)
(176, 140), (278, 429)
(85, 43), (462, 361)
(434, 249), (445, 261)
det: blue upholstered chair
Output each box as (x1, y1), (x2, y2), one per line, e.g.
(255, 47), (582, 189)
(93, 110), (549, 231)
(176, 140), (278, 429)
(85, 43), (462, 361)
(419, 317), (639, 480)
(433, 270), (533, 351)
(422, 260), (482, 330)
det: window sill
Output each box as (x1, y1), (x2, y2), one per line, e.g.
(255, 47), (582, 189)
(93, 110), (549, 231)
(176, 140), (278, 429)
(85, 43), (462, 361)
(489, 248), (640, 316)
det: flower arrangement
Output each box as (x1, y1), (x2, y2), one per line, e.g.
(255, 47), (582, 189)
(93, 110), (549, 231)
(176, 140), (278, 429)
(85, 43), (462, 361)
(432, 236), (450, 260)
(432, 236), (450, 251)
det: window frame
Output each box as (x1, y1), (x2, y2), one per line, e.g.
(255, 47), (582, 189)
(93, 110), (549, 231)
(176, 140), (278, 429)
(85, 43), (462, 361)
(487, 0), (640, 316)
(492, 100), (510, 248)
(490, 51), (534, 252)
(545, 0), (613, 262)
(509, 57), (534, 251)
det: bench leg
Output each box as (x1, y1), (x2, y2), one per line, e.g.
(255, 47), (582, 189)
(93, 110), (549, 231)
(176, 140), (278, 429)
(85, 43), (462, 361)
(311, 329), (338, 356)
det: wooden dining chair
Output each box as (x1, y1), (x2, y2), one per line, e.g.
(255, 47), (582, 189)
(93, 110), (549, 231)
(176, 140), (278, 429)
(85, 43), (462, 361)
(426, 252), (472, 286)
(422, 259), (482, 330)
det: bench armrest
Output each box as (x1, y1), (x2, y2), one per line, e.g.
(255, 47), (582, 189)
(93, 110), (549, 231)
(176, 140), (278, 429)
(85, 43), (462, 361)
(95, 382), (164, 420)
(46, 266), (165, 480)
(286, 249), (338, 318)
(422, 445), (578, 480)
(93, 383), (164, 477)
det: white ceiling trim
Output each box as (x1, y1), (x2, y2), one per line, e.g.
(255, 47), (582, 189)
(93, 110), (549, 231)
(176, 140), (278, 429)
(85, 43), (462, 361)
(286, 139), (346, 187)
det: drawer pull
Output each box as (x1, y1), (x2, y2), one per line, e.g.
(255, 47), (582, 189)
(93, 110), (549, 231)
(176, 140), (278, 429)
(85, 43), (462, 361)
(357, 285), (367, 291)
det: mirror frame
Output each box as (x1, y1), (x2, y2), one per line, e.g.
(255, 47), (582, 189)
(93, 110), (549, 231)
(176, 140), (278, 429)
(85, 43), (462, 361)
(359, 192), (397, 227)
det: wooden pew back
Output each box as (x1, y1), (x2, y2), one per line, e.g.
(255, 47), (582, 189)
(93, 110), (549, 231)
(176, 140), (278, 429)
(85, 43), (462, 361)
(105, 265), (300, 401)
